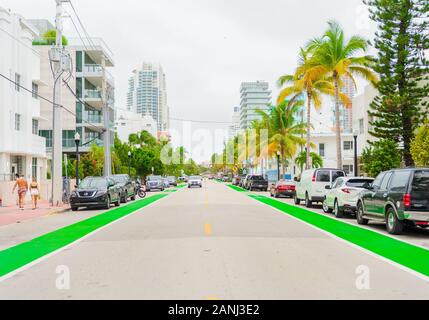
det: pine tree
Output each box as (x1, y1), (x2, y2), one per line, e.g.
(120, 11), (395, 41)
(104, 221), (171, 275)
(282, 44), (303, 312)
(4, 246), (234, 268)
(365, 0), (429, 166)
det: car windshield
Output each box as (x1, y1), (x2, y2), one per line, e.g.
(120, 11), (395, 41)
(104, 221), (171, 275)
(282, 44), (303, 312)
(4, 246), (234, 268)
(167, 176), (176, 180)
(346, 179), (374, 188)
(148, 176), (162, 181)
(111, 175), (128, 183)
(189, 176), (201, 180)
(252, 176), (264, 180)
(79, 178), (107, 189)
(412, 171), (429, 193)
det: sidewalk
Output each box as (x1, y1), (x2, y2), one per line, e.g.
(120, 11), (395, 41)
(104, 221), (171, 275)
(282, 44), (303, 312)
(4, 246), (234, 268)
(0, 200), (70, 227)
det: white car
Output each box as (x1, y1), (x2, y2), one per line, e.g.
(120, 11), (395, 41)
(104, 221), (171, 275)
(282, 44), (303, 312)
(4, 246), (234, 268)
(188, 175), (203, 188)
(323, 177), (374, 218)
(294, 168), (346, 208)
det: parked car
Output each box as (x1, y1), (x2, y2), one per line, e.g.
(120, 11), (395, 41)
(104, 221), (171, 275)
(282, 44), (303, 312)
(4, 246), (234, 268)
(270, 180), (296, 198)
(70, 177), (121, 211)
(162, 178), (170, 189)
(179, 176), (188, 182)
(240, 175), (250, 188)
(356, 168), (429, 235)
(110, 174), (136, 203)
(146, 175), (164, 192)
(244, 175), (269, 191)
(294, 168), (346, 208)
(188, 175), (203, 188)
(167, 176), (178, 186)
(323, 177), (374, 218)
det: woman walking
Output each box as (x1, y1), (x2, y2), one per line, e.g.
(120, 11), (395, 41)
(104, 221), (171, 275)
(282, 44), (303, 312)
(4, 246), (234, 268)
(30, 177), (40, 210)
(12, 174), (28, 210)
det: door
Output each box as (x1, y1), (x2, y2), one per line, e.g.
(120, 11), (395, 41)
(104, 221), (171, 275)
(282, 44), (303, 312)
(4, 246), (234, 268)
(363, 172), (386, 215)
(372, 171), (393, 217)
(326, 178), (343, 208)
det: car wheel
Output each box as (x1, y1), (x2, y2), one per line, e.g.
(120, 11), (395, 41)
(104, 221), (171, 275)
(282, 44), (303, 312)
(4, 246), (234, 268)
(275, 192), (280, 198)
(71, 206), (78, 212)
(386, 207), (404, 235)
(356, 202), (369, 225)
(115, 199), (120, 207)
(121, 191), (128, 203)
(130, 194), (136, 201)
(293, 194), (300, 205)
(322, 200), (333, 213)
(104, 196), (110, 210)
(305, 193), (312, 208)
(334, 200), (344, 219)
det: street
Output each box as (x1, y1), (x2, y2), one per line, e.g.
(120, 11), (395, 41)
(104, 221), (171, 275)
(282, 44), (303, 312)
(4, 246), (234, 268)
(0, 180), (428, 300)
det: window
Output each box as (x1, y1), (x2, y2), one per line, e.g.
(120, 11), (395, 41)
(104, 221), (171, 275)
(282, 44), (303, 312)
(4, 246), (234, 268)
(412, 170), (429, 193)
(343, 141), (353, 151)
(372, 172), (386, 190)
(14, 114), (21, 131)
(380, 172), (393, 191)
(39, 130), (53, 148)
(332, 170), (345, 181)
(333, 178), (343, 189)
(390, 170), (411, 193)
(343, 165), (354, 175)
(15, 73), (21, 91)
(32, 82), (39, 99)
(359, 119), (364, 134)
(32, 119), (39, 135)
(316, 170), (330, 182)
(319, 143), (325, 157)
(32, 158), (38, 180)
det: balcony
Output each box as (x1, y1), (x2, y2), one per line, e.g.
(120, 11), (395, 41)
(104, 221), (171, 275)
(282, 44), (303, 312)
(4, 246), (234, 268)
(82, 112), (104, 131)
(83, 89), (103, 109)
(32, 135), (47, 156)
(80, 65), (114, 87)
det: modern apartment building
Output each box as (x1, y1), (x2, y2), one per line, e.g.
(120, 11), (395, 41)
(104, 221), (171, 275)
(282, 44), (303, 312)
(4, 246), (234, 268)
(30, 19), (115, 154)
(331, 76), (356, 133)
(0, 7), (47, 185)
(126, 63), (169, 133)
(239, 81), (271, 130)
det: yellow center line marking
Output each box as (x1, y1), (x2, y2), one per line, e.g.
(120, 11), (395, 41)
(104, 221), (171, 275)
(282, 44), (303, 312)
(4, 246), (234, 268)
(205, 296), (220, 300)
(204, 223), (213, 236)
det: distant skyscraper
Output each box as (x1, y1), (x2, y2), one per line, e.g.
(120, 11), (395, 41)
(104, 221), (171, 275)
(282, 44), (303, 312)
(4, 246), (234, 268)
(239, 81), (272, 130)
(229, 106), (240, 139)
(331, 76), (355, 133)
(127, 63), (169, 132)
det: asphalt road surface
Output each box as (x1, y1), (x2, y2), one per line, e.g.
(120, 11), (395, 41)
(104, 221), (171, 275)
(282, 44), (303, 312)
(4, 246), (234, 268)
(1, 181), (429, 300)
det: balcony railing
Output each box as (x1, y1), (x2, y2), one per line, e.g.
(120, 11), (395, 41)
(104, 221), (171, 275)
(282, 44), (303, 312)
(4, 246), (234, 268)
(83, 64), (103, 73)
(83, 112), (102, 124)
(84, 89), (102, 99)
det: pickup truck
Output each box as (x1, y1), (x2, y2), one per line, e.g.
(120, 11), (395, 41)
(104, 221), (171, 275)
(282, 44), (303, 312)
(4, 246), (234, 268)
(244, 175), (269, 192)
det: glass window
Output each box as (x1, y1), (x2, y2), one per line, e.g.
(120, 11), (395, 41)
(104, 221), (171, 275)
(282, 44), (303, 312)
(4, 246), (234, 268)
(79, 178), (108, 189)
(390, 170), (411, 192)
(332, 170), (345, 182)
(319, 143), (325, 157)
(14, 113), (21, 131)
(316, 170), (330, 182)
(380, 172), (393, 191)
(359, 119), (364, 134)
(372, 172), (386, 190)
(333, 178), (343, 189)
(346, 179), (374, 188)
(343, 141), (353, 151)
(343, 165), (353, 175)
(15, 73), (21, 91)
(32, 82), (38, 99)
(32, 158), (38, 180)
(76, 51), (83, 72)
(32, 119), (39, 135)
(39, 130), (53, 148)
(411, 170), (429, 193)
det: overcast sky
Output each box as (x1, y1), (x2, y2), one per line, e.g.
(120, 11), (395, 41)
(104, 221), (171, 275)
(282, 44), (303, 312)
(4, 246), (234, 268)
(3, 0), (376, 163)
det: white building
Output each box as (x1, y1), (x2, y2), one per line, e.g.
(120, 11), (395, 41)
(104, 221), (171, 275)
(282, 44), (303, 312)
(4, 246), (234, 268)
(240, 81), (272, 130)
(228, 106), (240, 139)
(114, 109), (157, 143)
(0, 7), (47, 184)
(126, 63), (169, 133)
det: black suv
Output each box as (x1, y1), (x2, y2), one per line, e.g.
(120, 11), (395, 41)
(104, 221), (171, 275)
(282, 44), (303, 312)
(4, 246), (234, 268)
(244, 175), (269, 191)
(110, 174), (136, 203)
(356, 168), (429, 234)
(70, 177), (121, 211)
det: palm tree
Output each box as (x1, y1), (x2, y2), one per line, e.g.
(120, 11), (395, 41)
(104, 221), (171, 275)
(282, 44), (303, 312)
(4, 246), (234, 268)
(295, 151), (324, 171)
(308, 21), (377, 169)
(254, 101), (307, 177)
(277, 48), (347, 171)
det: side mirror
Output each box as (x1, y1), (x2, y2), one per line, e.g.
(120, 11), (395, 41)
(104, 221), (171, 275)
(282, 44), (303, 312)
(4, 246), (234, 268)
(74, 185), (78, 189)
(325, 185), (331, 190)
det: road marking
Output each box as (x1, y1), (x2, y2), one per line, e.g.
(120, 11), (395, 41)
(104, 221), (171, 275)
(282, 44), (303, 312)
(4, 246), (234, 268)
(204, 223), (213, 236)
(205, 295), (220, 300)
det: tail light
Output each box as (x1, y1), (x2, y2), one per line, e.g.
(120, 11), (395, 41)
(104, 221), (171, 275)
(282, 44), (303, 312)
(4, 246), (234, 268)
(312, 172), (316, 182)
(403, 194), (411, 207)
(341, 188), (352, 194)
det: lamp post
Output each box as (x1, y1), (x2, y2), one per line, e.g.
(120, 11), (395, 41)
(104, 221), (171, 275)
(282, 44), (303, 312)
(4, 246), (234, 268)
(276, 151), (281, 181)
(74, 132), (80, 186)
(128, 151), (132, 176)
(353, 131), (359, 177)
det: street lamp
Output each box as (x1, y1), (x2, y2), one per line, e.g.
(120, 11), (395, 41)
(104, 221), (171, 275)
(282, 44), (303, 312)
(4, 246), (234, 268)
(74, 132), (80, 186)
(353, 130), (359, 177)
(128, 151), (132, 176)
(276, 151), (281, 181)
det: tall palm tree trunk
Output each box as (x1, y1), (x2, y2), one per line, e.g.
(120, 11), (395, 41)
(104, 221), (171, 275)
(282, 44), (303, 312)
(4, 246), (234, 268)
(306, 92), (312, 170)
(334, 75), (343, 169)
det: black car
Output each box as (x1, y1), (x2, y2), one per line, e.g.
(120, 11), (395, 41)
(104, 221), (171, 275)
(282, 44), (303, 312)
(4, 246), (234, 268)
(146, 175), (164, 191)
(70, 177), (121, 211)
(356, 168), (429, 235)
(166, 176), (178, 187)
(110, 174), (136, 203)
(244, 175), (269, 191)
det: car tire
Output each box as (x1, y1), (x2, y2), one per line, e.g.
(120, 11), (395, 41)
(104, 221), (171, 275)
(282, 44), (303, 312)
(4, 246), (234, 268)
(121, 191), (128, 204)
(386, 207), (404, 235)
(275, 192), (280, 198)
(305, 193), (312, 208)
(115, 199), (120, 207)
(322, 200), (333, 213)
(71, 206), (78, 212)
(334, 200), (345, 219)
(104, 196), (110, 210)
(356, 202), (369, 225)
(293, 194), (300, 205)
(130, 194), (136, 201)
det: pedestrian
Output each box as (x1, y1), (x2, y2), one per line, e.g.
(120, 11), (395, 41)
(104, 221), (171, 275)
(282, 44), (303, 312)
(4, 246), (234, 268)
(12, 174), (28, 210)
(30, 176), (40, 210)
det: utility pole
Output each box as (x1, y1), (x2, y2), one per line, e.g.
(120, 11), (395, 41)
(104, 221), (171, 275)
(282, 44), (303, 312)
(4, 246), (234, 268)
(51, 0), (67, 206)
(102, 54), (112, 176)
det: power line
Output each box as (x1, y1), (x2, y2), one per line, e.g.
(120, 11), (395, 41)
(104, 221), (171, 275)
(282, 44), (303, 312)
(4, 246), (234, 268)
(68, 1), (98, 50)
(0, 25), (41, 57)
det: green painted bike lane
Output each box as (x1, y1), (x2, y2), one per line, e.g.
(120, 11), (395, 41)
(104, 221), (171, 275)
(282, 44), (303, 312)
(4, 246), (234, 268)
(227, 184), (429, 278)
(0, 192), (172, 278)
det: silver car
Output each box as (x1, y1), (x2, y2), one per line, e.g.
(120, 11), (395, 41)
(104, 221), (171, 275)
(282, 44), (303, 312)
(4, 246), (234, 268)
(188, 175), (203, 188)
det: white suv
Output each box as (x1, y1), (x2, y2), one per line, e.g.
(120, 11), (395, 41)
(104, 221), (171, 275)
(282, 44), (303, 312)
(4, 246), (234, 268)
(294, 168), (346, 208)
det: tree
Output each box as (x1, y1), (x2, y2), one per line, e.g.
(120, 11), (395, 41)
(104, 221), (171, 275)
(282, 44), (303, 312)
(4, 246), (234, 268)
(32, 30), (68, 46)
(309, 20), (377, 169)
(365, 0), (429, 166)
(295, 151), (324, 170)
(278, 48), (345, 170)
(362, 139), (402, 177)
(411, 121), (429, 166)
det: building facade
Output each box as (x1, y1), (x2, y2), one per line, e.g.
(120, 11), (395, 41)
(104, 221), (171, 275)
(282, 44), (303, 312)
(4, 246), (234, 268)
(228, 106), (240, 139)
(239, 81), (271, 130)
(126, 63), (169, 133)
(0, 8), (47, 184)
(114, 109), (157, 143)
(331, 76), (356, 133)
